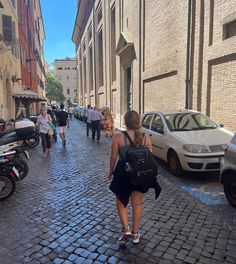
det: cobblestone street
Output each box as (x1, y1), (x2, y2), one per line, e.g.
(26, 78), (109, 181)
(0, 119), (236, 264)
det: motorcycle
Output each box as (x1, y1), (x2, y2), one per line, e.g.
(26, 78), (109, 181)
(0, 151), (20, 201)
(0, 119), (40, 148)
(0, 140), (29, 181)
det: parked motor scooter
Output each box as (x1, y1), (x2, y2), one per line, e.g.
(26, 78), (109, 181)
(0, 151), (20, 201)
(0, 119), (40, 148)
(0, 140), (29, 181)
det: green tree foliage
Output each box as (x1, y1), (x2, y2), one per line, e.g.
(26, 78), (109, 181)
(45, 73), (66, 103)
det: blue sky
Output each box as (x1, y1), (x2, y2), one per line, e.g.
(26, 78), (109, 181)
(41, 0), (77, 67)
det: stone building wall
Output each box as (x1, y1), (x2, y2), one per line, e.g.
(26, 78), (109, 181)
(73, 0), (236, 130)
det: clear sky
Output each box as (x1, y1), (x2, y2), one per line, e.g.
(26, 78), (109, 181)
(41, 0), (77, 67)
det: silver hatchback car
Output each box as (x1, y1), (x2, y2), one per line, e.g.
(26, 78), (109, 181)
(220, 132), (236, 208)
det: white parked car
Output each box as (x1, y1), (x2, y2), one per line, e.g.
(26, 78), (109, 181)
(141, 110), (233, 176)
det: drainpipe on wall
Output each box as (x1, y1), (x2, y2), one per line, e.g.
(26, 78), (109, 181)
(92, 4), (97, 107)
(185, 0), (192, 109)
(138, 0), (142, 114)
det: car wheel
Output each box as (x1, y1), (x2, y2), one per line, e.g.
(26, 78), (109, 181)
(168, 151), (183, 177)
(223, 176), (236, 208)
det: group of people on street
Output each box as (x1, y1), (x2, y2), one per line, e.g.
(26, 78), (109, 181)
(37, 103), (114, 156)
(85, 105), (114, 143)
(36, 104), (69, 157)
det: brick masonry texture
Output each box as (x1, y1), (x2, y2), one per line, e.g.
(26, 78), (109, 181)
(74, 0), (236, 131)
(0, 120), (236, 264)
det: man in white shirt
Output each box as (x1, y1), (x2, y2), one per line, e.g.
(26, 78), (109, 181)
(90, 107), (102, 143)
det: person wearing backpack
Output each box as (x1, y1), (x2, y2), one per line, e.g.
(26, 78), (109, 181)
(108, 110), (161, 244)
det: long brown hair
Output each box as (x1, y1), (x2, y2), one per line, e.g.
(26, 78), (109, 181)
(124, 110), (144, 145)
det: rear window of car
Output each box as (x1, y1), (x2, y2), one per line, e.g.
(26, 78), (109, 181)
(142, 114), (153, 129)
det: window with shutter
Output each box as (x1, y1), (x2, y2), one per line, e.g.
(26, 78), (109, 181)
(19, 0), (23, 24)
(11, 21), (17, 57)
(2, 15), (12, 44)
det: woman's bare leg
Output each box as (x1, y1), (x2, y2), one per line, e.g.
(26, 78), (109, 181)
(131, 191), (144, 233)
(116, 197), (129, 228)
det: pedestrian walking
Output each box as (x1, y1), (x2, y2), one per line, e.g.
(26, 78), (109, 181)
(68, 105), (74, 120)
(47, 107), (57, 142)
(85, 104), (92, 137)
(36, 108), (52, 158)
(104, 107), (114, 137)
(51, 105), (58, 142)
(15, 103), (26, 119)
(90, 107), (102, 143)
(108, 110), (159, 244)
(56, 104), (68, 146)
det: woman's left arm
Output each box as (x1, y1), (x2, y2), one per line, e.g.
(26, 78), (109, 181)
(108, 134), (119, 180)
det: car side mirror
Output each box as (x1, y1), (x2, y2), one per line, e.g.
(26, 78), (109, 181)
(219, 123), (224, 128)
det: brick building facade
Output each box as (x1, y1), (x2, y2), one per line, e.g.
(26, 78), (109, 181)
(17, 0), (45, 117)
(72, 0), (236, 130)
(0, 0), (21, 119)
(0, 0), (46, 119)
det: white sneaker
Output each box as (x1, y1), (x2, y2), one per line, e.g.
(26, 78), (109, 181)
(132, 232), (140, 244)
(118, 226), (132, 241)
(42, 153), (46, 158)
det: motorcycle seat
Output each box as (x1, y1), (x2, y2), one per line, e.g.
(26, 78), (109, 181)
(0, 135), (20, 146)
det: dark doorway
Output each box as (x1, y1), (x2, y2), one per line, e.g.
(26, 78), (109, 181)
(126, 67), (131, 111)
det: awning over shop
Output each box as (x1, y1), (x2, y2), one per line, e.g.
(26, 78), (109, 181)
(12, 90), (45, 101)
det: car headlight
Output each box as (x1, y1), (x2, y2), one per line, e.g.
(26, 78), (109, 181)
(183, 144), (209, 153)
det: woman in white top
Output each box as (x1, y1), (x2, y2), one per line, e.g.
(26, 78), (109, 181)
(36, 108), (52, 157)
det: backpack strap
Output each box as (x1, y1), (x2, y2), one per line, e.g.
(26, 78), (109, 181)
(124, 134), (128, 145)
(122, 131), (135, 146)
(142, 134), (146, 146)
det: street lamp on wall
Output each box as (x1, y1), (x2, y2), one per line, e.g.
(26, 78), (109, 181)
(11, 76), (21, 82)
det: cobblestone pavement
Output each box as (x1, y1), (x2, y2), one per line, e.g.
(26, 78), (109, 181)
(0, 119), (236, 264)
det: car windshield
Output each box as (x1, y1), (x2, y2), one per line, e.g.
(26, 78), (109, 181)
(164, 112), (218, 131)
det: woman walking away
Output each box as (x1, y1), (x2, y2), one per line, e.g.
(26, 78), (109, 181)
(36, 108), (52, 158)
(109, 110), (161, 244)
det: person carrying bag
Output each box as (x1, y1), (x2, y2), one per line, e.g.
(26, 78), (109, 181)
(108, 110), (161, 244)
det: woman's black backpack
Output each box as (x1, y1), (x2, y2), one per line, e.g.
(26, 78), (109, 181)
(120, 131), (158, 188)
